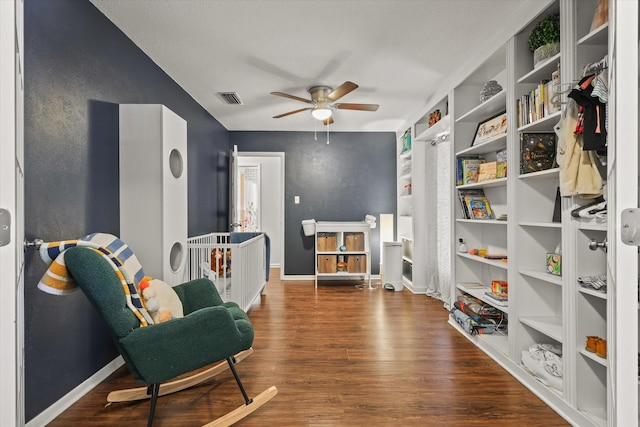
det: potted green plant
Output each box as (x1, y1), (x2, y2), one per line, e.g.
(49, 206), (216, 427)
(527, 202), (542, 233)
(528, 13), (560, 67)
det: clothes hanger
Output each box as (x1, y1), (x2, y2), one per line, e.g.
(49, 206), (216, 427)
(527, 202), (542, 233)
(550, 56), (608, 107)
(581, 56), (608, 77)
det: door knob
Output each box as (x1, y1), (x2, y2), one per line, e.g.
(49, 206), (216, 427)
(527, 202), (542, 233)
(588, 238), (607, 252)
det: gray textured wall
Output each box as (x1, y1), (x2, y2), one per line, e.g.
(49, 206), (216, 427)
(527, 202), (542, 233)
(23, 0), (397, 422)
(230, 131), (397, 276)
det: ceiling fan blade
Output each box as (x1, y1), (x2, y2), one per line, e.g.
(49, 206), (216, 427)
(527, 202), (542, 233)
(327, 81), (358, 102)
(323, 116), (334, 126)
(334, 103), (379, 111)
(270, 91), (313, 104)
(273, 107), (312, 118)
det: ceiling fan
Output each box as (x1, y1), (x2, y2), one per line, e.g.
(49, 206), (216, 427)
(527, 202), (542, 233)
(271, 81), (379, 125)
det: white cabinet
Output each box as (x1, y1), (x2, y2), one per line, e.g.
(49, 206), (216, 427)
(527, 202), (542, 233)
(119, 104), (188, 285)
(313, 221), (371, 288)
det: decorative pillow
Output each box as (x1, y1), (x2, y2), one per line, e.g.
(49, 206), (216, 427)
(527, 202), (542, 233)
(139, 277), (184, 324)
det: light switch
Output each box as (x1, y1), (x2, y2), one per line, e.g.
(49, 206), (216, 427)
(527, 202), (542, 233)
(294, 196), (300, 204)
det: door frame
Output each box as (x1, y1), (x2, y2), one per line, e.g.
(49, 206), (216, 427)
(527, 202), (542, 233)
(610, 1), (638, 423)
(237, 151), (285, 280)
(0, 0), (25, 424)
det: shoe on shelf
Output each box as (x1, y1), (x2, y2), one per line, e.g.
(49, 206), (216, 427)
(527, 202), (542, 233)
(586, 336), (599, 353)
(596, 339), (607, 358)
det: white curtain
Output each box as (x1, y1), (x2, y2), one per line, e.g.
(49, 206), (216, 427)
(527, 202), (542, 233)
(424, 137), (451, 307)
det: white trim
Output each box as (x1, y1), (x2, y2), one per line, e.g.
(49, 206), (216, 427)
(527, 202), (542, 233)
(26, 356), (124, 427)
(403, 282), (427, 294)
(0, 1), (21, 425)
(282, 275), (315, 281)
(282, 274), (383, 282)
(611, 0), (639, 424)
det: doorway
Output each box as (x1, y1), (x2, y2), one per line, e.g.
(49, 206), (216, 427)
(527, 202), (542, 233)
(237, 152), (284, 279)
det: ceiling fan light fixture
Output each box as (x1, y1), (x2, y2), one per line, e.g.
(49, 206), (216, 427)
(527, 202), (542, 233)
(311, 107), (332, 121)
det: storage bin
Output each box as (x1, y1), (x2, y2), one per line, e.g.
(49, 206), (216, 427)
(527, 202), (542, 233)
(318, 255), (337, 273)
(345, 232), (364, 251)
(302, 219), (316, 237)
(317, 233), (337, 251)
(347, 255), (367, 273)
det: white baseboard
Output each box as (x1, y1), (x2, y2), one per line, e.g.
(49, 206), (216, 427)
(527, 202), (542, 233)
(404, 283), (427, 294)
(26, 356), (124, 427)
(281, 274), (315, 281)
(281, 275), (382, 282)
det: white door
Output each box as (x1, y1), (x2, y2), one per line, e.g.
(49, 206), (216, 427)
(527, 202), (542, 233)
(0, 0), (25, 424)
(610, 1), (638, 424)
(237, 153), (285, 274)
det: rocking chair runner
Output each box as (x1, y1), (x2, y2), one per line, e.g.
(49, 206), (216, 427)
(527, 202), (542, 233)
(63, 246), (277, 426)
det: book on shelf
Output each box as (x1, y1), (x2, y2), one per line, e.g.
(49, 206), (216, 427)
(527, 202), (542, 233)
(456, 188), (486, 219)
(516, 73), (560, 127)
(484, 291), (508, 303)
(458, 282), (487, 290)
(520, 132), (557, 174)
(477, 161), (497, 182)
(465, 195), (495, 220)
(457, 157), (485, 185)
(552, 186), (561, 222)
(496, 149), (507, 178)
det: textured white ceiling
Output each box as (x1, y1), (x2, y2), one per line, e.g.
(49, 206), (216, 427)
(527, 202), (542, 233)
(90, 0), (539, 132)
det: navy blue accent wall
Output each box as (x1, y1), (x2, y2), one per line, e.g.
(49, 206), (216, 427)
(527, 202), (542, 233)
(230, 131), (396, 276)
(24, 0), (229, 420)
(23, 0), (397, 422)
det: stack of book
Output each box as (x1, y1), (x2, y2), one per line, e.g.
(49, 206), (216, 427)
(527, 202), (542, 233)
(457, 189), (495, 220)
(484, 290), (508, 305)
(516, 70), (561, 128)
(456, 157), (485, 185)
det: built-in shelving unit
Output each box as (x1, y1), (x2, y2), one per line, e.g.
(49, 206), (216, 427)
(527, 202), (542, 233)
(397, 129), (413, 288)
(396, 0), (640, 425)
(397, 101), (450, 293)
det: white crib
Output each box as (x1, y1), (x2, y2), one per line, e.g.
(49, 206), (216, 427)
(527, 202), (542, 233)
(185, 233), (267, 312)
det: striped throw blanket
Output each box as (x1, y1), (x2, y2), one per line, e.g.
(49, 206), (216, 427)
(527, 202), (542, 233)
(37, 233), (153, 326)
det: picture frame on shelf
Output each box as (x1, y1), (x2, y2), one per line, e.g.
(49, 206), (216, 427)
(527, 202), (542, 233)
(471, 111), (507, 147)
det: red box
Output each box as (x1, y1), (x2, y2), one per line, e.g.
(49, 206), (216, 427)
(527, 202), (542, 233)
(491, 280), (508, 294)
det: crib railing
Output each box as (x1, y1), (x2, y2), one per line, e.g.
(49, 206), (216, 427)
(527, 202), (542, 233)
(185, 233), (266, 312)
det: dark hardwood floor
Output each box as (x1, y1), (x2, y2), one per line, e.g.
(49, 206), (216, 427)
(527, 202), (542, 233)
(48, 271), (569, 426)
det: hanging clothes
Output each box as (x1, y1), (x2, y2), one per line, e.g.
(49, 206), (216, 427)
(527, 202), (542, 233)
(567, 74), (607, 154)
(555, 99), (603, 198)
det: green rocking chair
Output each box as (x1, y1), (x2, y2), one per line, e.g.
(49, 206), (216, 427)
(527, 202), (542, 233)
(63, 246), (277, 426)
